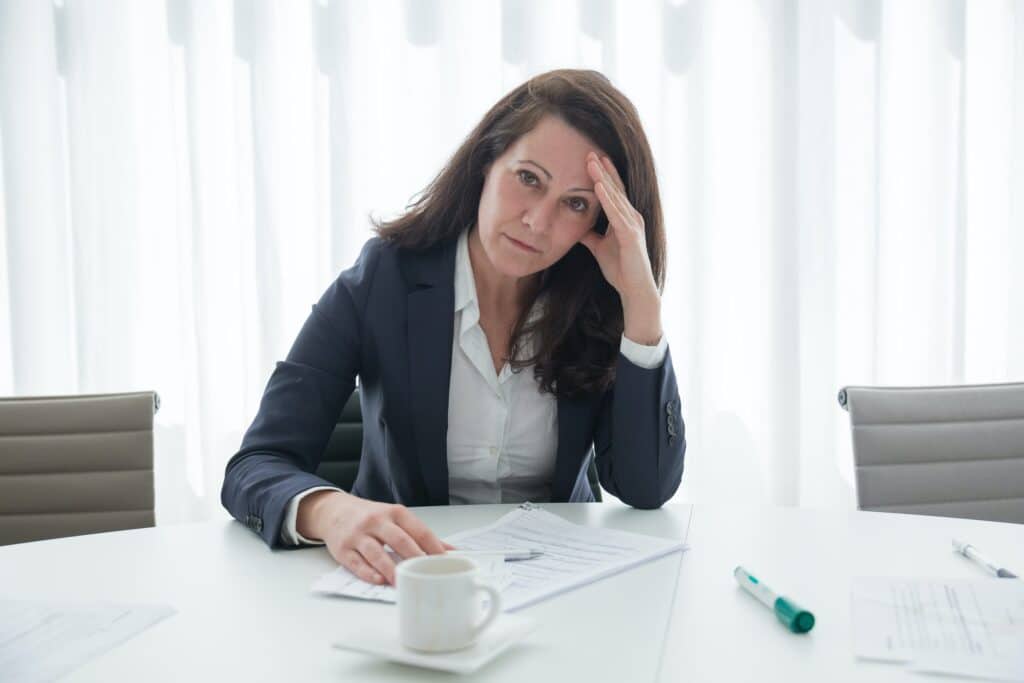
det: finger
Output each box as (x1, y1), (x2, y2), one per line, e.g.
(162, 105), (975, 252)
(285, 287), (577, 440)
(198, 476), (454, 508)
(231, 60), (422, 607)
(598, 155), (626, 193)
(356, 536), (399, 585)
(598, 180), (643, 246)
(594, 157), (640, 229)
(595, 181), (630, 233)
(392, 506), (448, 555)
(587, 156), (618, 198)
(589, 160), (632, 224)
(588, 153), (625, 197)
(377, 522), (426, 561)
(341, 548), (385, 585)
(442, 541), (457, 550)
(601, 172), (635, 223)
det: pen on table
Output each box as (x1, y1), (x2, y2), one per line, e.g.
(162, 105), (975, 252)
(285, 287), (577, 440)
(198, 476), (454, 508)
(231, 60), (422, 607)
(446, 549), (544, 562)
(952, 539), (1018, 578)
(733, 566), (815, 634)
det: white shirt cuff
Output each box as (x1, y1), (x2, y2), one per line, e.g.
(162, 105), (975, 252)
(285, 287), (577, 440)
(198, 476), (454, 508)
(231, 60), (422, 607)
(619, 333), (668, 369)
(281, 486), (342, 546)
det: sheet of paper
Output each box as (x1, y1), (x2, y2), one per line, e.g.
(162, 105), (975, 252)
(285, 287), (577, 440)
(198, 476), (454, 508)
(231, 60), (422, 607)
(312, 552), (512, 604)
(0, 600), (175, 683)
(851, 577), (1024, 681)
(312, 504), (688, 611)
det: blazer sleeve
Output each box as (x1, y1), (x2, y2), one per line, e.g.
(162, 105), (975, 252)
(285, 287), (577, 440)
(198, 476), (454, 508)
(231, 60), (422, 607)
(591, 346), (686, 509)
(220, 238), (382, 548)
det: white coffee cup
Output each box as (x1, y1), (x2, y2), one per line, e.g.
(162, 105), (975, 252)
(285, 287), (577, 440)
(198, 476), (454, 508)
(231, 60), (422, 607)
(396, 554), (502, 652)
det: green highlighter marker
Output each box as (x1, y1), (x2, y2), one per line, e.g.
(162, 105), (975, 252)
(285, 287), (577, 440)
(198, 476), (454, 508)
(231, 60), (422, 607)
(733, 566), (815, 634)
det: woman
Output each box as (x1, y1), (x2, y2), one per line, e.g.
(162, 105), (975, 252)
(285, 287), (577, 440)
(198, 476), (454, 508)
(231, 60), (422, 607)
(221, 69), (685, 586)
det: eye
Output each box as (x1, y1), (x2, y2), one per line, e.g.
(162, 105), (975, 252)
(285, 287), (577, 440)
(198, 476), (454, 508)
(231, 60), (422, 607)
(517, 170), (540, 187)
(567, 197), (589, 213)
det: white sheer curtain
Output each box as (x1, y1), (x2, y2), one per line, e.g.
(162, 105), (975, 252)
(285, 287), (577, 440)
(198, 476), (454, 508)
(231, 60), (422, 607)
(1, 0), (1021, 524)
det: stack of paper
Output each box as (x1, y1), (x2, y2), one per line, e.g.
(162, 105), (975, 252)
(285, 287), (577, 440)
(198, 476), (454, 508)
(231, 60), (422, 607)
(312, 503), (688, 611)
(851, 577), (1024, 681)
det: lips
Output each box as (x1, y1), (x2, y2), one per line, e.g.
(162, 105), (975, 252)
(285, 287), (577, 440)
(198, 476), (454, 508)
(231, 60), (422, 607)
(504, 234), (540, 253)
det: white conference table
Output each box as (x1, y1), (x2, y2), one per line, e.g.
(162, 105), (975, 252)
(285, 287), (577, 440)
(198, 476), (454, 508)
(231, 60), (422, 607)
(2, 502), (1022, 682)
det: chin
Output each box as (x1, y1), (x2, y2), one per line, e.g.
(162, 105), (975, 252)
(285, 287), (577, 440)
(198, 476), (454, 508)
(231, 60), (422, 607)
(493, 256), (542, 279)
(480, 237), (538, 276)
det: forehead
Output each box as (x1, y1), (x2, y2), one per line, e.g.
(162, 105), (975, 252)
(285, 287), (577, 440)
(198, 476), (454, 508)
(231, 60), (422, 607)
(506, 116), (602, 179)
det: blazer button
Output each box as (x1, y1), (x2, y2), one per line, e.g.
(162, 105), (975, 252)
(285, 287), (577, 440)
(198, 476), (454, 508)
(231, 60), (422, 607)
(254, 518), (263, 533)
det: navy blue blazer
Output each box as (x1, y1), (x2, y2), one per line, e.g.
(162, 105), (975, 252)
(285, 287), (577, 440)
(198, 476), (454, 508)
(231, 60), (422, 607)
(221, 236), (686, 548)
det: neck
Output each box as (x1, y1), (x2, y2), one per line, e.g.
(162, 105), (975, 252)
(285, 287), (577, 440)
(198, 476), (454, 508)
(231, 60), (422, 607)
(467, 226), (536, 318)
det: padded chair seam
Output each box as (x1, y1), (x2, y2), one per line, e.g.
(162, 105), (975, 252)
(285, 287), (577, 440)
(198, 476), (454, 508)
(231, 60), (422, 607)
(0, 391), (156, 403)
(852, 415), (1024, 427)
(868, 494), (1024, 508)
(0, 468), (152, 477)
(855, 454), (1024, 467)
(0, 428), (152, 438)
(863, 493), (1024, 506)
(843, 382), (1024, 393)
(0, 509), (153, 517)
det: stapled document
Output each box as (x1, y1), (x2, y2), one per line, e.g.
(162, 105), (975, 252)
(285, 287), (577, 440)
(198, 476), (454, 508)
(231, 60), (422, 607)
(313, 503), (689, 611)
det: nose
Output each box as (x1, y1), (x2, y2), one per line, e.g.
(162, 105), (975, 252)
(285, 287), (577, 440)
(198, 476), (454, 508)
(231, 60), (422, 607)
(522, 197), (558, 235)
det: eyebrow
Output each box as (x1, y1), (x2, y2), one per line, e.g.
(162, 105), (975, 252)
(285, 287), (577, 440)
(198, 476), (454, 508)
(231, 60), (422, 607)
(518, 160), (595, 194)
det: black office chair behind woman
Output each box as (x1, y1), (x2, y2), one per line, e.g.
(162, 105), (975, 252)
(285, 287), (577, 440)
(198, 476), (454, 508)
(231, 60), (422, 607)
(317, 388), (603, 501)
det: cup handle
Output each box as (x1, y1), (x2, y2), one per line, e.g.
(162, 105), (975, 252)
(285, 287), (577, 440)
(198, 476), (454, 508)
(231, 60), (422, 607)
(471, 581), (502, 639)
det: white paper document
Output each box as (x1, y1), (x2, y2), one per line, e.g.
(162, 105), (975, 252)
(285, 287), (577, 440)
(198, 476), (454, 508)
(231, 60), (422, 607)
(851, 577), (1024, 681)
(312, 551), (514, 604)
(312, 503), (688, 611)
(0, 599), (175, 683)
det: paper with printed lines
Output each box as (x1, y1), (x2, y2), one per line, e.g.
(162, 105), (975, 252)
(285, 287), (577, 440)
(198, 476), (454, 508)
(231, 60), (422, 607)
(312, 503), (688, 611)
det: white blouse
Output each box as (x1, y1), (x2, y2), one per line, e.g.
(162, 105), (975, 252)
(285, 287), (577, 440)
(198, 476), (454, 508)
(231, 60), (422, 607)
(446, 228), (557, 505)
(280, 230), (667, 545)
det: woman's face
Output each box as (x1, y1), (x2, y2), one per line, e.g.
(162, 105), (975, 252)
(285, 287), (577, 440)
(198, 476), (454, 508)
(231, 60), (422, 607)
(475, 115), (604, 279)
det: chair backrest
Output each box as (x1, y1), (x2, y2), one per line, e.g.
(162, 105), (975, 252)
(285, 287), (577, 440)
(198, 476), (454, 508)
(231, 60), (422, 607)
(317, 390), (363, 492)
(838, 382), (1024, 524)
(316, 388), (603, 501)
(0, 391), (159, 545)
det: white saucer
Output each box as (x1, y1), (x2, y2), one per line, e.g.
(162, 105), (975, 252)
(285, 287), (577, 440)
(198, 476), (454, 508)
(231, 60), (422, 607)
(332, 613), (536, 674)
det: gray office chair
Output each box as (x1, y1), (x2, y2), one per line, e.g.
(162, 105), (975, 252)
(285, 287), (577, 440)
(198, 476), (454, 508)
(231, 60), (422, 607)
(838, 382), (1024, 524)
(317, 390), (364, 491)
(317, 388), (603, 501)
(0, 391), (159, 545)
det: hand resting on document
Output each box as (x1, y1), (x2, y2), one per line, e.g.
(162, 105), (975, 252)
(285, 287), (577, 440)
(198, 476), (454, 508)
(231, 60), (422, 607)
(296, 489), (455, 586)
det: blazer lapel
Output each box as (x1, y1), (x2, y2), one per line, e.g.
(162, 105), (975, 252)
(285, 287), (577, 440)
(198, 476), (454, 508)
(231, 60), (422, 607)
(403, 240), (457, 505)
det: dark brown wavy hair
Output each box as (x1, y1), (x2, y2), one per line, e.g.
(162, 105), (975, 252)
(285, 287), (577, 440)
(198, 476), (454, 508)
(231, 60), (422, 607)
(374, 69), (665, 398)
